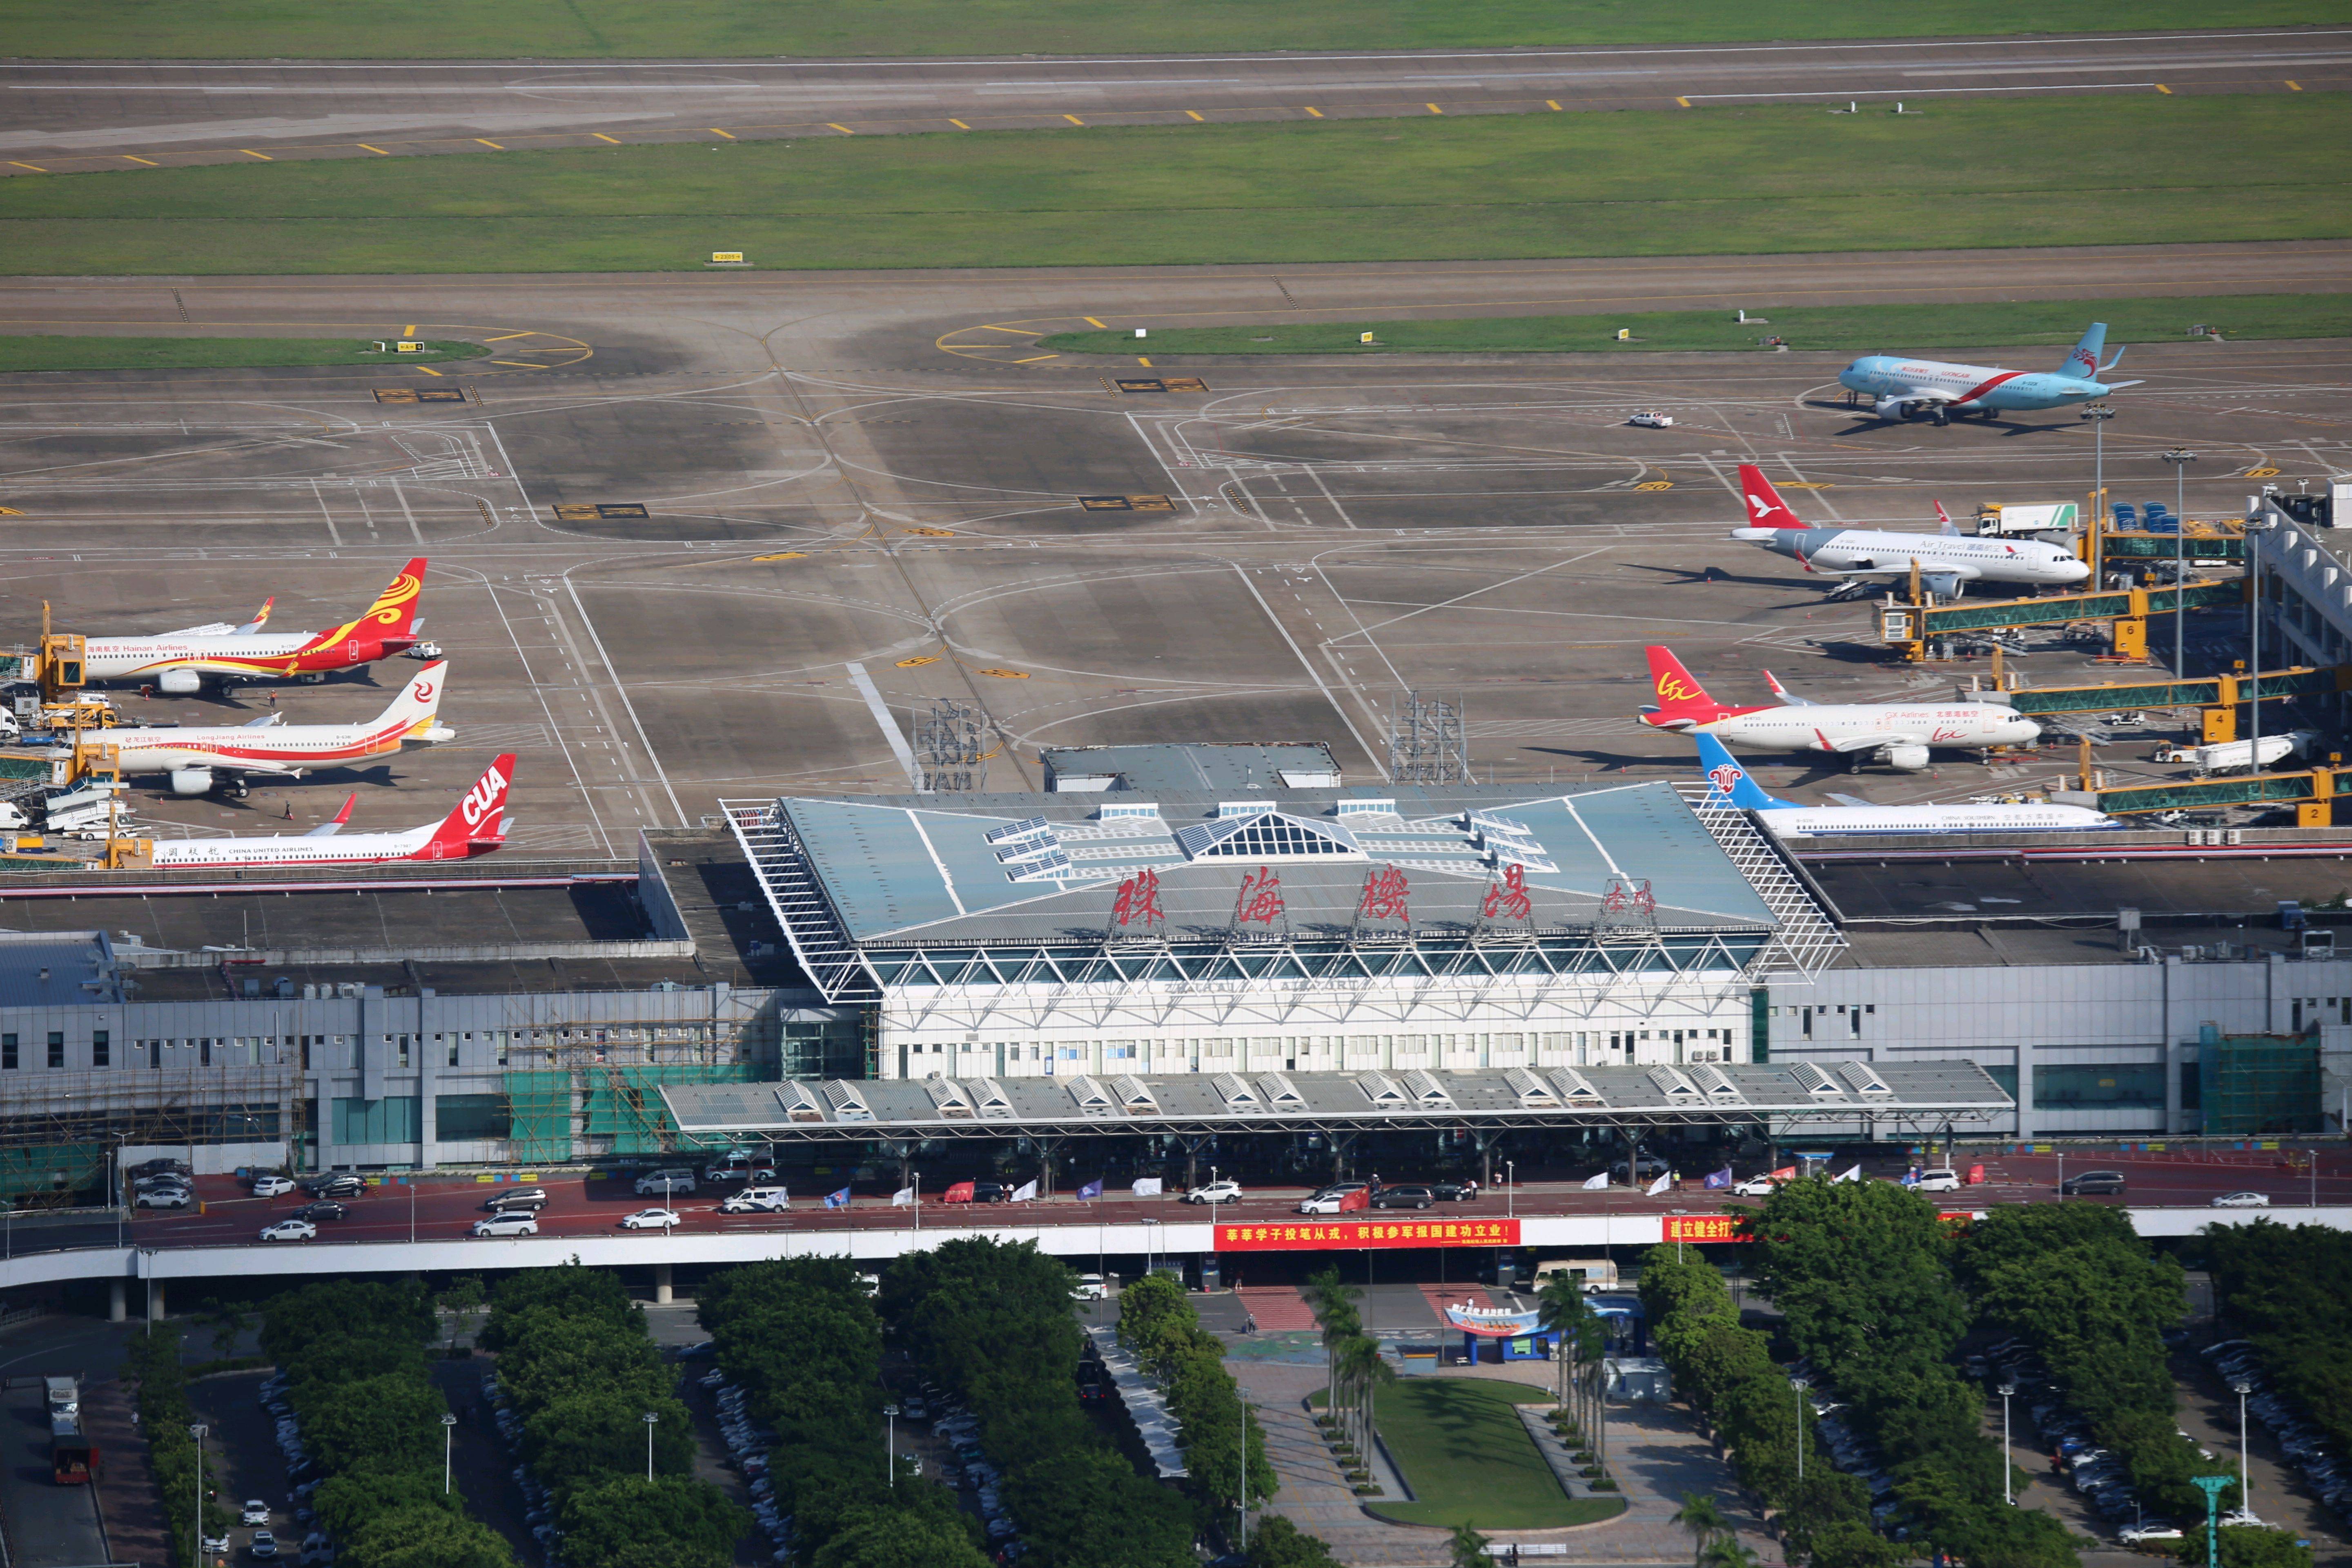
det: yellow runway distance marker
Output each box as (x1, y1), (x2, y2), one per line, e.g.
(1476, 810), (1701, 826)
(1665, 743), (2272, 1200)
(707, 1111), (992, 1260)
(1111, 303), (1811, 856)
(949, 118), (971, 129)
(2246, 467), (2281, 478)
(1547, 100), (1564, 111)
(751, 552), (807, 561)
(710, 128), (737, 139)
(1303, 107), (1323, 118)
(1064, 114), (1086, 125)
(241, 148), (272, 160)
(1426, 103), (1443, 114)
(1136, 356), (1152, 367)
(895, 655), (940, 667)
(416, 365), (444, 377)
(359, 144), (390, 155)
(1084, 317), (1108, 329)
(474, 138), (506, 148)
(2154, 83), (2172, 94)
(1676, 96), (1692, 108)
(828, 123), (854, 134)
(0, 508), (23, 517)
(7, 162), (47, 172)
(123, 155), (160, 166)
(592, 133), (623, 144)
(1186, 110), (1205, 121)
(403, 325), (418, 337)
(2287, 80), (2304, 89)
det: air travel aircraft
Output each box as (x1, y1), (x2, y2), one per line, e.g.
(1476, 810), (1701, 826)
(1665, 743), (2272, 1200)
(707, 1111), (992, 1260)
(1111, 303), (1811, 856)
(146, 754), (514, 869)
(1639, 647), (2039, 770)
(1694, 734), (2117, 837)
(79, 558), (430, 691)
(1729, 464), (2087, 598)
(1837, 323), (2141, 425)
(98, 663), (452, 796)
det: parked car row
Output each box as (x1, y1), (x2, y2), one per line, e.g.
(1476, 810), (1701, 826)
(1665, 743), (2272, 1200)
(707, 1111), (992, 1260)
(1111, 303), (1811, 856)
(1971, 1337), (2171, 1539)
(699, 1367), (789, 1561)
(483, 1370), (568, 1565)
(1793, 1357), (1909, 1539)
(260, 1370), (337, 1566)
(913, 1383), (1026, 1560)
(2202, 1339), (2352, 1528)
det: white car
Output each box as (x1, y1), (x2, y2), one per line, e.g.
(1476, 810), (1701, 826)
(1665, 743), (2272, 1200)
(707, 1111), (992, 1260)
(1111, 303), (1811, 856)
(471, 1212), (539, 1238)
(1072, 1274), (1107, 1302)
(136, 1185), (194, 1209)
(619, 1208), (681, 1231)
(251, 1175), (296, 1198)
(1295, 1194), (1347, 1215)
(2210, 1191), (2270, 1208)
(1628, 410), (1675, 428)
(717, 1192), (786, 1215)
(241, 1500), (271, 1526)
(2119, 1523), (2183, 1544)
(634, 1169), (697, 1196)
(1913, 1168), (1962, 1194)
(258, 1219), (316, 1243)
(2221, 1509), (2264, 1528)
(1183, 1179), (1243, 1205)
(1731, 1175), (1784, 1197)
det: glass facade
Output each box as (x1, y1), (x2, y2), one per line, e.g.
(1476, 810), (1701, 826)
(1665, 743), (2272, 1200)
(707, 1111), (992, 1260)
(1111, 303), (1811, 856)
(2032, 1063), (2164, 1108)
(332, 1095), (421, 1144)
(434, 1093), (512, 1142)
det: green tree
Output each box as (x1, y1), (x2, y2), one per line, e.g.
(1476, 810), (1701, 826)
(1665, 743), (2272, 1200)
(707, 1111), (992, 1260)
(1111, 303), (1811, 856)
(344, 1505), (514, 1568)
(524, 1389), (695, 1492)
(1744, 1177), (1969, 1383)
(555, 1475), (748, 1568)
(297, 1371), (452, 1475)
(436, 1274), (486, 1352)
(1699, 1541), (1759, 1568)
(1448, 1521), (1490, 1568)
(1302, 1266), (1362, 1423)
(1671, 1491), (1732, 1566)
(1246, 1516), (1344, 1568)
(1537, 1273), (1592, 1421)
(198, 1296), (249, 1363)
(310, 1473), (464, 1546)
(1003, 1448), (1193, 1568)
(2181, 1523), (2315, 1568)
(810, 1506), (991, 1568)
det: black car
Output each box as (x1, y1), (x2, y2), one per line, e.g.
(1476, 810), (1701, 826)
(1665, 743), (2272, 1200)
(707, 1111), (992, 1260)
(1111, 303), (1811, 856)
(1427, 1179), (1481, 1202)
(290, 1200), (348, 1223)
(482, 1189), (548, 1212)
(967, 1183), (1010, 1205)
(2059, 1170), (2126, 1196)
(303, 1174), (366, 1198)
(1370, 1185), (1436, 1210)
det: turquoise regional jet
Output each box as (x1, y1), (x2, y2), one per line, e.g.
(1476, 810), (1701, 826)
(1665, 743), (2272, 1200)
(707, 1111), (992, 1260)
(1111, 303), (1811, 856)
(1838, 322), (2141, 425)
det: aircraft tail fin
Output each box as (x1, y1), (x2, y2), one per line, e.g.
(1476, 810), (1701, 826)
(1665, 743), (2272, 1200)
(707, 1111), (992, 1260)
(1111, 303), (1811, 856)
(1762, 670), (1816, 707)
(416, 753), (514, 860)
(292, 557), (428, 656)
(374, 660), (449, 741)
(304, 794), (358, 839)
(2061, 323), (2107, 380)
(236, 597), (274, 636)
(1935, 501), (1959, 537)
(1735, 464), (1807, 530)
(1644, 646), (1735, 728)
(1695, 734), (1794, 811)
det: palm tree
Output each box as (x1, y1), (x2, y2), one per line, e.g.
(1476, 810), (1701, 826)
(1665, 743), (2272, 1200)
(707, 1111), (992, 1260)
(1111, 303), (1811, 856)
(1536, 1274), (1590, 1425)
(1698, 1537), (1759, 1568)
(1575, 1314), (1610, 1478)
(1337, 1333), (1394, 1475)
(1672, 1492), (1733, 1567)
(1449, 1521), (1491, 1568)
(1304, 1266), (1362, 1431)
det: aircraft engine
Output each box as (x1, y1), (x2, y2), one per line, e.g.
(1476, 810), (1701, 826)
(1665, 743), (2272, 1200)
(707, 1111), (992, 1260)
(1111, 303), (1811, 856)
(167, 768), (215, 796)
(158, 669), (202, 695)
(1883, 744), (1932, 772)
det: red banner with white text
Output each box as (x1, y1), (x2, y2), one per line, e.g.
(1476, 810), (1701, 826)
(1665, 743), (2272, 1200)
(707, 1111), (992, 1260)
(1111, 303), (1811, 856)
(1215, 1218), (1520, 1252)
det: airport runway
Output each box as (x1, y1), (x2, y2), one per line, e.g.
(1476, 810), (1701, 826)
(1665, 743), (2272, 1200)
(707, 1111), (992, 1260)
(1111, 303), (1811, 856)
(0, 242), (2346, 851)
(0, 27), (2345, 172)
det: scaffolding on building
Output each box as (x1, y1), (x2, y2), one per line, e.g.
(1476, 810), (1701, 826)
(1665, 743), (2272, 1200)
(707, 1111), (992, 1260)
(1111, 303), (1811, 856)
(1388, 694), (1472, 785)
(2200, 1035), (2322, 1135)
(916, 701), (987, 793)
(0, 1063), (305, 1204)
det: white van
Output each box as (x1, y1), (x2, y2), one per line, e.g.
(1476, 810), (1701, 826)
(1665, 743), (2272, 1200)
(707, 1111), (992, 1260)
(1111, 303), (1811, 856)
(1533, 1258), (1620, 1293)
(719, 1186), (788, 1214)
(635, 1167), (697, 1196)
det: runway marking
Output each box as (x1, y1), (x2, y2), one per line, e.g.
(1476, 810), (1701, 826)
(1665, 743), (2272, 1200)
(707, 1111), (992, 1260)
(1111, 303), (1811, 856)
(592, 133), (623, 143)
(976, 667), (1030, 678)
(896, 655), (940, 666)
(1084, 316), (1109, 329)
(1547, 100), (1564, 111)
(1064, 114), (1087, 125)
(2288, 79), (2304, 89)
(949, 118), (971, 129)
(474, 137), (506, 148)
(5, 162), (44, 172)
(1186, 110), (1206, 121)
(710, 128), (737, 139)
(358, 144), (390, 155)
(1304, 106), (1324, 118)
(1426, 102), (1444, 113)
(488, 360), (548, 368)
(122, 155), (159, 166)
(751, 552), (806, 561)
(239, 148), (271, 160)
(975, 324), (1037, 334)
(1137, 356), (1152, 366)
(415, 364), (444, 377)
(1011, 354), (1059, 363)
(2155, 83), (2174, 92)
(845, 660), (924, 789)
(1676, 96), (1692, 107)
(403, 325), (417, 337)
(827, 123), (855, 134)
(483, 331), (535, 342)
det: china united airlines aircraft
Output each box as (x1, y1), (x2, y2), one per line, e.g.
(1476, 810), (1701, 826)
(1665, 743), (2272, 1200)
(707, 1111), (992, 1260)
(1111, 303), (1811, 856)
(1837, 323), (2140, 425)
(145, 754), (514, 869)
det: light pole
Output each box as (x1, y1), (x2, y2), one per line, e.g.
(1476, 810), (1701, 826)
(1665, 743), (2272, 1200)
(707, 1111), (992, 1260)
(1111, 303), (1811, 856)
(1142, 1216), (1161, 1279)
(1791, 1376), (1807, 1488)
(1237, 1382), (1255, 1554)
(2232, 1379), (2252, 1513)
(2194, 1474), (2232, 1568)
(2082, 402), (2117, 588)
(1998, 1383), (2017, 1504)
(190, 1422), (207, 1566)
(2248, 519), (2273, 771)
(642, 1412), (659, 1483)
(440, 1412), (458, 1493)
(2161, 449), (2197, 674)
(884, 1403), (899, 1488)
(1506, 1160), (1515, 1220)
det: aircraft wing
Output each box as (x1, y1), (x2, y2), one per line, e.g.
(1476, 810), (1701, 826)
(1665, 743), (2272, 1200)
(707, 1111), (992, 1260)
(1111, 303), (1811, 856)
(2101, 381), (2145, 391)
(1762, 670), (1815, 707)
(304, 793), (358, 838)
(1824, 792), (1875, 808)
(151, 621), (242, 638)
(1814, 729), (1915, 755)
(241, 712), (285, 728)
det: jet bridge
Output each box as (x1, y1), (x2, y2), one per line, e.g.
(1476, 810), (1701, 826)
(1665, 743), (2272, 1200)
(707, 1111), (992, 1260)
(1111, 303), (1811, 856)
(1878, 579), (2245, 662)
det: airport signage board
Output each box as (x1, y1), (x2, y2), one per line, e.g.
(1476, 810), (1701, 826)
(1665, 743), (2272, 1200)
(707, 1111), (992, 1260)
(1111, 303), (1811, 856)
(1214, 1218), (1519, 1252)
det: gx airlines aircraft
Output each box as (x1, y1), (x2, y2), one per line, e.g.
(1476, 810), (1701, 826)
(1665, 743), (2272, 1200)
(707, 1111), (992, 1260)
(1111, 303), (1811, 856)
(1838, 322), (2140, 425)
(100, 662), (452, 796)
(1729, 464), (2088, 598)
(1640, 647), (2040, 771)
(146, 754), (514, 869)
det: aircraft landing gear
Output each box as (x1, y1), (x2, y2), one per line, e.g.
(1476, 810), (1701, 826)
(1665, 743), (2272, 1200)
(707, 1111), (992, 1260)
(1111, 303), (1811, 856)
(1929, 406), (1950, 427)
(219, 777), (249, 801)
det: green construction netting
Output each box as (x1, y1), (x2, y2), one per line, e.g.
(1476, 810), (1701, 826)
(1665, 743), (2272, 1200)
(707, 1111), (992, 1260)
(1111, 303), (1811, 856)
(2201, 1039), (2321, 1136)
(0, 1142), (109, 1204)
(503, 1071), (574, 1164)
(585, 1064), (761, 1155)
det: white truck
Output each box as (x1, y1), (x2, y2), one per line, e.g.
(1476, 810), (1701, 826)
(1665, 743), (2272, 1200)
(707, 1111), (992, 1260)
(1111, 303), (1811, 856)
(1974, 502), (2079, 537)
(2152, 730), (2318, 774)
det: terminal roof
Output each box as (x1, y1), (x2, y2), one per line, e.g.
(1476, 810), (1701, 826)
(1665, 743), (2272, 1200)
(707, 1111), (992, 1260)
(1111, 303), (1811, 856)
(1039, 742), (1341, 793)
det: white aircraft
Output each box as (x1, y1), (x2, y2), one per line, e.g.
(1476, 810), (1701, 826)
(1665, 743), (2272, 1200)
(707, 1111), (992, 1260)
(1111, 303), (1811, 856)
(1729, 465), (2087, 598)
(1837, 322), (2141, 425)
(1697, 735), (2118, 837)
(97, 663), (452, 796)
(1640, 647), (2039, 771)
(146, 754), (514, 869)
(77, 557), (429, 691)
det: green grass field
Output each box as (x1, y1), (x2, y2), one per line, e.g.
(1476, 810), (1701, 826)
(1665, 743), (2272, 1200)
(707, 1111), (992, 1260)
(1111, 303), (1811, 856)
(4, 0), (2342, 57)
(1315, 1379), (1621, 1530)
(1041, 295), (2352, 357)
(0, 337), (486, 372)
(1, 96), (2342, 276)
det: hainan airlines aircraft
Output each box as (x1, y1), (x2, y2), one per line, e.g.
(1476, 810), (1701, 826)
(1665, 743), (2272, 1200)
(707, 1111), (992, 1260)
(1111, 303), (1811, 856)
(1837, 322), (2140, 425)
(79, 558), (429, 692)
(99, 663), (452, 796)
(1640, 647), (2038, 771)
(1729, 464), (2087, 598)
(1695, 734), (2117, 837)
(146, 754), (514, 869)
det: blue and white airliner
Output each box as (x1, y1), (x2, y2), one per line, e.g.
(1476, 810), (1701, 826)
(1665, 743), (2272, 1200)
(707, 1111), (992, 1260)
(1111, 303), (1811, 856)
(1838, 323), (2140, 426)
(1694, 734), (2119, 837)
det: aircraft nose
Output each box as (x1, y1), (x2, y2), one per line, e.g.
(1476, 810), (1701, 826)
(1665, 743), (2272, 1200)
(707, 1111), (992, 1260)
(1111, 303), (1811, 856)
(2058, 558), (2091, 581)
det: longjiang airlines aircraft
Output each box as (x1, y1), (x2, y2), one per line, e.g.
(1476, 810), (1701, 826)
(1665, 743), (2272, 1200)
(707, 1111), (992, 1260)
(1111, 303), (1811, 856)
(1694, 734), (2118, 837)
(145, 754), (514, 869)
(79, 557), (429, 691)
(1729, 464), (2087, 598)
(1640, 646), (2039, 771)
(1836, 321), (2141, 425)
(101, 662), (452, 795)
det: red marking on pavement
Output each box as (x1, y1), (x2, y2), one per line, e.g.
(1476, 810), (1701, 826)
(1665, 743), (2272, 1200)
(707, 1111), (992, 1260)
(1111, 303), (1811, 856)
(1232, 1287), (1319, 1331)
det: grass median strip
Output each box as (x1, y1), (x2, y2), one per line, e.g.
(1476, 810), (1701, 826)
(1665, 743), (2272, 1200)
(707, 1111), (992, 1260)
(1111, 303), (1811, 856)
(0, 336), (486, 371)
(1042, 294), (2352, 356)
(0, 96), (2341, 275)
(1317, 1378), (1624, 1530)
(4, 0), (2338, 57)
